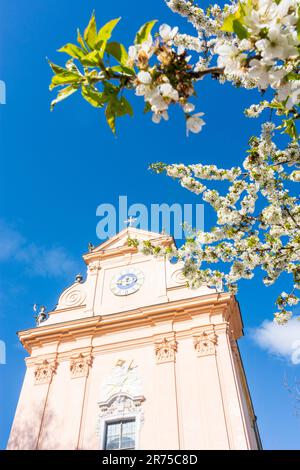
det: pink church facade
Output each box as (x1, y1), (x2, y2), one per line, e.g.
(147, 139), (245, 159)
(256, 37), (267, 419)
(8, 228), (261, 450)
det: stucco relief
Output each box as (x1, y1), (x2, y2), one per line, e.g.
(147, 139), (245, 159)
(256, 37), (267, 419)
(98, 394), (145, 419)
(34, 359), (57, 385)
(100, 359), (142, 402)
(97, 360), (145, 444)
(70, 353), (93, 379)
(193, 329), (218, 357)
(154, 337), (178, 364)
(56, 282), (86, 309)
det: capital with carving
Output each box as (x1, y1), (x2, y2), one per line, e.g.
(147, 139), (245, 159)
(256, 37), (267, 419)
(154, 337), (177, 364)
(34, 359), (57, 385)
(70, 353), (93, 379)
(193, 328), (218, 357)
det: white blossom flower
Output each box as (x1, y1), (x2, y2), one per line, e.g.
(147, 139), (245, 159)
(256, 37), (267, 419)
(186, 113), (205, 134)
(248, 59), (286, 90)
(150, 94), (169, 113)
(238, 39), (252, 51)
(286, 82), (300, 110)
(274, 311), (292, 325)
(183, 102), (195, 113)
(174, 33), (203, 52)
(128, 36), (154, 64)
(159, 83), (179, 101)
(159, 24), (178, 45)
(137, 71), (152, 85)
(256, 26), (298, 61)
(152, 111), (169, 124)
(215, 43), (247, 76)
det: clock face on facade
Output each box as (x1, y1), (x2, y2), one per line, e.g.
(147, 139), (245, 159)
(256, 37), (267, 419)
(110, 268), (144, 296)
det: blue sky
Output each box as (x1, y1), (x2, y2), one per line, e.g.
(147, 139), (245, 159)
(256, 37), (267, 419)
(0, 0), (300, 450)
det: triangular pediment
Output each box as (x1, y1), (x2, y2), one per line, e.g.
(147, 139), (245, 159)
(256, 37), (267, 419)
(83, 227), (174, 262)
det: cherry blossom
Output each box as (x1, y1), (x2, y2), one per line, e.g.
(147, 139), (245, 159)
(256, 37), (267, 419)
(49, 2), (300, 323)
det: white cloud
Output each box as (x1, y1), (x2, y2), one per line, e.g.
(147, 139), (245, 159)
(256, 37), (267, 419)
(0, 219), (79, 279)
(252, 318), (300, 365)
(0, 219), (25, 261)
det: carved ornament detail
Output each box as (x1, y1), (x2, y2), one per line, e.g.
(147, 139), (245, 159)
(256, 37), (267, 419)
(155, 337), (177, 364)
(193, 329), (218, 357)
(34, 359), (57, 385)
(88, 260), (101, 274)
(56, 283), (86, 309)
(171, 268), (186, 285)
(70, 353), (93, 379)
(98, 394), (144, 419)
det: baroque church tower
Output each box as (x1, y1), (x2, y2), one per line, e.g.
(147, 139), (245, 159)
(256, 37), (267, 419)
(8, 228), (261, 450)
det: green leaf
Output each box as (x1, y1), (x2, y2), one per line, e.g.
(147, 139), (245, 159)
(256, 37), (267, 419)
(232, 19), (248, 39)
(84, 12), (98, 49)
(65, 59), (81, 74)
(80, 50), (101, 66)
(102, 80), (119, 97)
(144, 102), (151, 114)
(81, 86), (106, 107)
(297, 6), (300, 40)
(49, 71), (82, 90)
(105, 100), (117, 134)
(287, 72), (300, 81)
(104, 94), (133, 134)
(95, 17), (121, 52)
(268, 101), (285, 110)
(48, 60), (68, 75)
(50, 85), (78, 110)
(221, 12), (239, 32)
(117, 96), (133, 117)
(58, 43), (85, 59)
(221, 1), (250, 33)
(284, 118), (298, 140)
(77, 29), (88, 51)
(278, 117), (299, 141)
(105, 42), (128, 66)
(134, 20), (157, 45)
(108, 65), (135, 76)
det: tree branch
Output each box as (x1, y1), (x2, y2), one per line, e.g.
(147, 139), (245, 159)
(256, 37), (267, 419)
(189, 67), (225, 80)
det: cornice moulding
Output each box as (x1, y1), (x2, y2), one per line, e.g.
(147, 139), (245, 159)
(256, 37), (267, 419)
(18, 293), (242, 353)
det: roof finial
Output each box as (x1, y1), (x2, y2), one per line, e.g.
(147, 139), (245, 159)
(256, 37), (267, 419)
(124, 216), (137, 228)
(75, 273), (83, 283)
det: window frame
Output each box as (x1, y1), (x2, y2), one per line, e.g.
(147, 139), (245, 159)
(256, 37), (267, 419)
(98, 393), (145, 450)
(104, 418), (136, 450)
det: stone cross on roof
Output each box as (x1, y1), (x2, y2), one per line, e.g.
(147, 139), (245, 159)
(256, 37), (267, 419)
(124, 216), (137, 227)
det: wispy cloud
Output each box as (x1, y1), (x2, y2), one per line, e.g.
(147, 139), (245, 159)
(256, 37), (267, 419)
(0, 220), (25, 261)
(251, 318), (300, 365)
(0, 219), (79, 279)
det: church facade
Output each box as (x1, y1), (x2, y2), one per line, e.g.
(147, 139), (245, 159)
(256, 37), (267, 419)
(8, 228), (261, 450)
